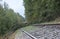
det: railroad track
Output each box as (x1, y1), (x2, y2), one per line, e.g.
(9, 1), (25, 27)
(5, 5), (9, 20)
(21, 30), (37, 39)
(21, 24), (60, 39)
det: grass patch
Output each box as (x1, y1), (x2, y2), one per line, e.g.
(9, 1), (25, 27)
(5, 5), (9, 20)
(22, 26), (38, 32)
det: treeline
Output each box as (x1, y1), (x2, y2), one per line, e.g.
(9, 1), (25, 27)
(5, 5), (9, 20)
(23, 0), (60, 24)
(0, 3), (24, 36)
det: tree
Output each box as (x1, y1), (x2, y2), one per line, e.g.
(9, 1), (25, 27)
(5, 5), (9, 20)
(0, 4), (25, 36)
(23, 0), (60, 24)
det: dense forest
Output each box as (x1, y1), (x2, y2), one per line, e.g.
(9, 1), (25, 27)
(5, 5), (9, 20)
(0, 2), (24, 36)
(23, 0), (60, 24)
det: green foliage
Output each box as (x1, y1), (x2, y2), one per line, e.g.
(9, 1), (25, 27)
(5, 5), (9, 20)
(23, 0), (60, 24)
(0, 4), (24, 36)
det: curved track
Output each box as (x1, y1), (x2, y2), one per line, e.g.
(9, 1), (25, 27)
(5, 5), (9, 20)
(15, 24), (60, 39)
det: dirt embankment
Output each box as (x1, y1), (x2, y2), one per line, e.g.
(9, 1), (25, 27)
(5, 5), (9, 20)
(0, 32), (16, 39)
(8, 32), (15, 39)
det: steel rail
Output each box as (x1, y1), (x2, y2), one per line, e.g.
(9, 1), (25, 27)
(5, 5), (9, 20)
(21, 30), (37, 39)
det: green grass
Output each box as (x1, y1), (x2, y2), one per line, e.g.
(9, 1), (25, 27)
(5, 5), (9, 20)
(22, 26), (38, 32)
(15, 26), (36, 33)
